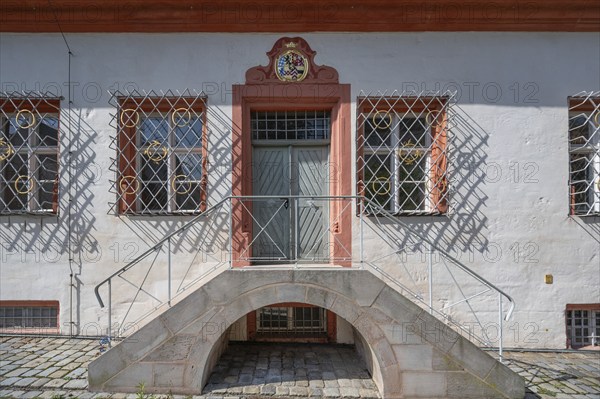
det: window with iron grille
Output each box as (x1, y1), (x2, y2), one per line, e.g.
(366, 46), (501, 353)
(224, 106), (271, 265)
(115, 93), (208, 215)
(357, 96), (449, 215)
(257, 306), (326, 333)
(0, 302), (59, 329)
(566, 306), (600, 348)
(569, 93), (600, 216)
(0, 94), (60, 215)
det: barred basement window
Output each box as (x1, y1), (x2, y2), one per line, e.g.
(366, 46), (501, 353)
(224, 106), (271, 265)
(0, 301), (59, 330)
(0, 94), (60, 215)
(357, 94), (450, 215)
(569, 93), (600, 216)
(112, 91), (208, 215)
(257, 306), (326, 333)
(566, 305), (600, 348)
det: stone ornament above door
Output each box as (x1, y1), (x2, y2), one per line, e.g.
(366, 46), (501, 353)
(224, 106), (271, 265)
(245, 37), (339, 84)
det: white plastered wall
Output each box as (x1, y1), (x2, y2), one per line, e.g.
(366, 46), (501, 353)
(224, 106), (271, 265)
(0, 32), (598, 349)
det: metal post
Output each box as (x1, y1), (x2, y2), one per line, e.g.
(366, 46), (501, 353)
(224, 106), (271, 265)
(107, 279), (112, 347)
(359, 199), (364, 268)
(499, 292), (503, 363)
(428, 242), (433, 314)
(228, 199), (233, 268)
(167, 237), (172, 306)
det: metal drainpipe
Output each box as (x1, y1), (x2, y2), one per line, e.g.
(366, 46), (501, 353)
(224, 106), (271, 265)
(47, 0), (75, 338)
(69, 273), (73, 337)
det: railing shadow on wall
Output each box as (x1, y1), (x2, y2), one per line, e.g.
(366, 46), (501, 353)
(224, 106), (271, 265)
(96, 99), (240, 338)
(94, 197), (514, 361)
(0, 94), (100, 335)
(355, 93), (512, 353)
(91, 92), (516, 361)
(105, 90), (234, 257)
(570, 216), (600, 244)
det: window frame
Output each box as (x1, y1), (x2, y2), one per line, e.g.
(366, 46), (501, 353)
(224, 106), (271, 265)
(566, 304), (600, 349)
(0, 98), (60, 215)
(357, 97), (449, 216)
(256, 305), (327, 333)
(568, 96), (600, 216)
(117, 98), (208, 215)
(0, 300), (60, 334)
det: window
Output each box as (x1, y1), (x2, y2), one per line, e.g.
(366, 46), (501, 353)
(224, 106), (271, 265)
(566, 305), (600, 348)
(0, 301), (59, 331)
(257, 306), (326, 333)
(115, 94), (208, 215)
(357, 96), (449, 214)
(0, 95), (60, 215)
(569, 94), (600, 216)
(251, 110), (331, 141)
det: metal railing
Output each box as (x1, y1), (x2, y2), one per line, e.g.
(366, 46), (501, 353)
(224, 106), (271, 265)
(94, 195), (514, 360)
(360, 198), (514, 360)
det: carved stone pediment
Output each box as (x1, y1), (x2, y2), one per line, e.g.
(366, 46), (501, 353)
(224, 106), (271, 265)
(245, 37), (339, 84)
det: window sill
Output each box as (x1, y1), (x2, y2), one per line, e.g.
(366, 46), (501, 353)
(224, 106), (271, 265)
(0, 211), (58, 218)
(363, 211), (448, 217)
(570, 213), (600, 218)
(0, 328), (60, 335)
(119, 211), (204, 217)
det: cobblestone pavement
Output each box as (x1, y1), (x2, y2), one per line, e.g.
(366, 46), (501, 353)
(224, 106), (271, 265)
(202, 343), (379, 398)
(0, 336), (599, 398)
(494, 350), (600, 399)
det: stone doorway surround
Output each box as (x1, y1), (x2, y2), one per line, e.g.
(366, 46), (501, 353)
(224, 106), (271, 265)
(231, 37), (352, 267)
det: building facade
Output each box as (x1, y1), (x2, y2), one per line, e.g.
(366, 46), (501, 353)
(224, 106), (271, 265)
(0, 1), (599, 397)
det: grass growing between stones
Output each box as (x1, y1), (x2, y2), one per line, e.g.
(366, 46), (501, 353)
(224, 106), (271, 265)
(135, 382), (182, 399)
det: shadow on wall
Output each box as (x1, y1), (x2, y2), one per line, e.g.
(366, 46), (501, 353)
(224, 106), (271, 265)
(570, 215), (600, 243)
(110, 102), (234, 256)
(92, 102), (238, 336)
(366, 104), (491, 255)
(0, 107), (100, 335)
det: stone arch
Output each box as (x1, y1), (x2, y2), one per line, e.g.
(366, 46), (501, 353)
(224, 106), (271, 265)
(183, 282), (395, 396)
(88, 269), (524, 399)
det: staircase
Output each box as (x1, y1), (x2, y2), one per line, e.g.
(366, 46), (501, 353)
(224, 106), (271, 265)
(89, 196), (525, 398)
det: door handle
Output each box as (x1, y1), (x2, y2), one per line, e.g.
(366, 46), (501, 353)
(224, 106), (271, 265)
(280, 198), (289, 209)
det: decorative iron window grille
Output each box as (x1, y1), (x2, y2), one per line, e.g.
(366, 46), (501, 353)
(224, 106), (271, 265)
(108, 90), (208, 215)
(357, 91), (453, 215)
(569, 92), (600, 216)
(251, 111), (331, 141)
(566, 307), (600, 348)
(0, 303), (59, 329)
(257, 306), (326, 333)
(0, 92), (60, 215)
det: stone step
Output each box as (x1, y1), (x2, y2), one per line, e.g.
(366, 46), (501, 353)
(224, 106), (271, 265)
(88, 268), (525, 399)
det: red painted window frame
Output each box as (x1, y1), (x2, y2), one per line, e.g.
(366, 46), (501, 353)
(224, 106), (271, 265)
(1, 98), (60, 214)
(357, 97), (449, 215)
(117, 97), (208, 215)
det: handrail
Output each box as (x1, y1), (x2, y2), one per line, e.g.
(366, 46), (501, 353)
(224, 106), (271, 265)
(362, 197), (515, 321)
(94, 194), (514, 359)
(94, 195), (362, 308)
(94, 196), (232, 308)
(96, 194), (514, 316)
